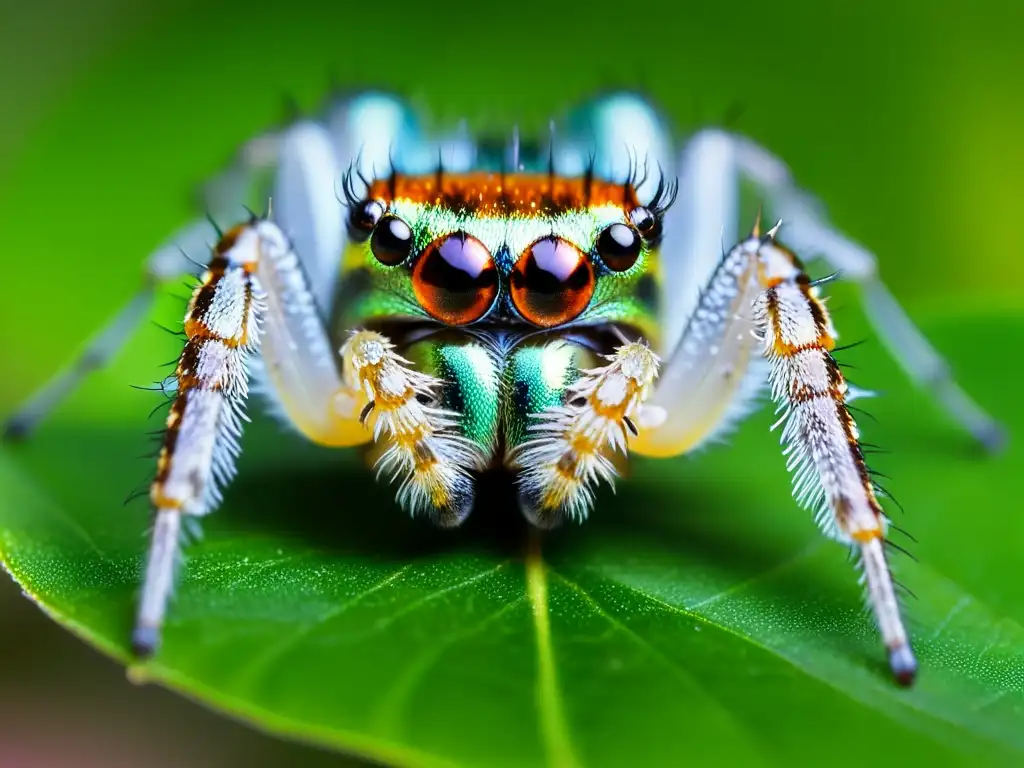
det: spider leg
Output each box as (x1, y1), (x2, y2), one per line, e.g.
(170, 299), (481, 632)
(1, 219), (215, 442)
(729, 134), (1005, 451)
(634, 217), (917, 683)
(512, 342), (660, 527)
(630, 130), (765, 458)
(135, 214), (371, 656)
(138, 208), (489, 653)
(1, 117), (329, 442)
(752, 227), (917, 685)
(136, 219), (268, 655)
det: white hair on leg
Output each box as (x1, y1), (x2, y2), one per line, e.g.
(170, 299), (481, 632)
(753, 230), (916, 685)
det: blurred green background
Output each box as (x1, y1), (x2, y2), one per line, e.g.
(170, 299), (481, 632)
(0, 0), (1021, 764)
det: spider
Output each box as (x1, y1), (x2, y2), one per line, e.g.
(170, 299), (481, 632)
(4, 90), (1004, 686)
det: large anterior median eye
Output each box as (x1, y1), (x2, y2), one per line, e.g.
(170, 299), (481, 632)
(510, 236), (595, 327)
(412, 232), (498, 325)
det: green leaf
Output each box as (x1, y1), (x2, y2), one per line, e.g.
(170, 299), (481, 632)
(1, 311), (1021, 768)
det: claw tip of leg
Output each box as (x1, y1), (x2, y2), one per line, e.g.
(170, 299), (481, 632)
(977, 422), (1008, 456)
(889, 645), (917, 687)
(2, 417), (30, 444)
(131, 626), (160, 660)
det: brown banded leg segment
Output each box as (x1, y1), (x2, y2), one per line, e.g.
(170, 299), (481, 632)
(136, 221), (266, 656)
(136, 216), (369, 656)
(512, 342), (660, 526)
(752, 224), (917, 685)
(342, 331), (485, 527)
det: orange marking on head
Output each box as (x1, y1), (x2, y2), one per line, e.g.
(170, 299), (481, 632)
(368, 172), (640, 216)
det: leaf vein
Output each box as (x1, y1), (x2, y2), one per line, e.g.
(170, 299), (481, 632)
(527, 534), (581, 768)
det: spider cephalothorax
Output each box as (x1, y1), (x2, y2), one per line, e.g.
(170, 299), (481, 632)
(5, 91), (1004, 686)
(335, 166), (675, 340)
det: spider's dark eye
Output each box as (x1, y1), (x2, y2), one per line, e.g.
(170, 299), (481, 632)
(596, 222), (642, 272)
(510, 236), (595, 327)
(348, 199), (385, 241)
(370, 215), (413, 266)
(412, 232), (498, 325)
(629, 206), (661, 244)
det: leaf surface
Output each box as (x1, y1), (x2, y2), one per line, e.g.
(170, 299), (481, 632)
(1, 313), (1021, 767)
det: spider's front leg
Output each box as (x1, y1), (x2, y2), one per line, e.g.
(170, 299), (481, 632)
(137, 220), (272, 656)
(135, 217), (362, 655)
(633, 221), (916, 684)
(136, 218), (479, 654)
(751, 224), (916, 684)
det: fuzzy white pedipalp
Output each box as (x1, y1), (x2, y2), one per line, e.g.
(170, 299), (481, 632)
(342, 330), (484, 519)
(513, 342), (659, 523)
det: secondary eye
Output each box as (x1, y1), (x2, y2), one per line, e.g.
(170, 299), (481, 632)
(412, 232), (498, 325)
(370, 215), (413, 266)
(629, 206), (662, 244)
(596, 223), (642, 272)
(348, 199), (385, 241)
(510, 236), (595, 327)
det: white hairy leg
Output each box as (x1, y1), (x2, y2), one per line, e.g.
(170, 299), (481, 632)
(513, 342), (660, 526)
(626, 128), (767, 459)
(752, 227), (917, 684)
(137, 218), (484, 654)
(729, 134), (1004, 450)
(2, 116), (337, 441)
(631, 213), (916, 683)
(631, 225), (766, 459)
(136, 216), (363, 655)
(137, 221), (268, 655)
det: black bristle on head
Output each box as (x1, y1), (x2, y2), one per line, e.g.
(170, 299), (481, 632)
(340, 163), (363, 209)
(647, 168), (678, 218)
